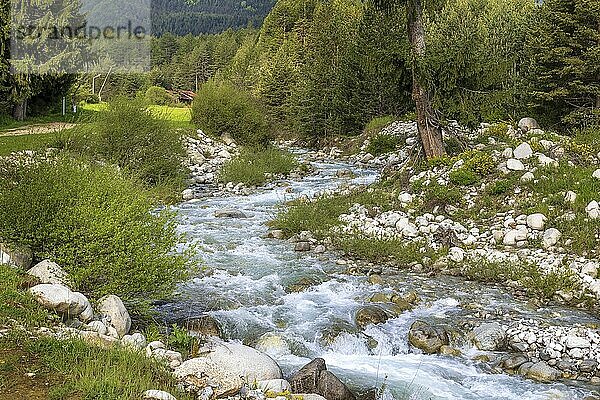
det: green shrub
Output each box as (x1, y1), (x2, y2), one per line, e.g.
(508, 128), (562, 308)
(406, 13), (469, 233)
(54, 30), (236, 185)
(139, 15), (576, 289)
(366, 134), (401, 157)
(218, 146), (297, 185)
(192, 81), (269, 146)
(364, 115), (396, 135)
(271, 187), (399, 238)
(422, 182), (462, 210)
(449, 167), (479, 186)
(85, 94), (100, 104)
(487, 179), (513, 195)
(145, 86), (173, 106)
(0, 157), (192, 303)
(89, 97), (186, 192)
(335, 236), (436, 266)
(460, 150), (496, 176)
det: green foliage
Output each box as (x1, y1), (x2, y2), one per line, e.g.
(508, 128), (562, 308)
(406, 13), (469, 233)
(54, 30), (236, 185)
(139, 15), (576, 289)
(365, 116), (396, 135)
(144, 86), (174, 106)
(0, 156), (192, 302)
(192, 81), (270, 145)
(462, 260), (581, 300)
(422, 182), (463, 210)
(460, 150), (496, 176)
(218, 146), (297, 185)
(366, 134), (401, 157)
(21, 336), (193, 400)
(425, 0), (534, 126)
(168, 324), (195, 359)
(487, 179), (514, 196)
(449, 167), (479, 186)
(0, 265), (51, 327)
(271, 187), (400, 238)
(526, 0), (600, 128)
(335, 236), (440, 267)
(86, 97), (186, 190)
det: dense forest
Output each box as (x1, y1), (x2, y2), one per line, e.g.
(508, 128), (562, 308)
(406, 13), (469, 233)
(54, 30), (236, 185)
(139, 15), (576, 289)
(1, 0), (599, 138)
(151, 0), (276, 36)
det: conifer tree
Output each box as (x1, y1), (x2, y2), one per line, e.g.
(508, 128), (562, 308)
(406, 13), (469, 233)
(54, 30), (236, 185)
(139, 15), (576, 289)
(527, 0), (600, 128)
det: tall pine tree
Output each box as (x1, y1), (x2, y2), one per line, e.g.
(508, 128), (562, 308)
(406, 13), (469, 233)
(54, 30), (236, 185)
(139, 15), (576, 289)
(527, 0), (600, 129)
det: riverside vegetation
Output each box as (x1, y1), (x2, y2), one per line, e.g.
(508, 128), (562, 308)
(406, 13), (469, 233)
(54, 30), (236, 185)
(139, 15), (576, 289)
(1, 0), (600, 398)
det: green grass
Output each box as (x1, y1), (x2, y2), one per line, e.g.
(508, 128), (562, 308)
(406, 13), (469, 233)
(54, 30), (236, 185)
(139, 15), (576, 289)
(0, 131), (66, 156)
(80, 103), (193, 129)
(271, 186), (400, 238)
(364, 115), (396, 135)
(0, 335), (193, 400)
(0, 265), (52, 328)
(335, 236), (444, 267)
(366, 133), (401, 157)
(461, 259), (582, 301)
(218, 146), (298, 186)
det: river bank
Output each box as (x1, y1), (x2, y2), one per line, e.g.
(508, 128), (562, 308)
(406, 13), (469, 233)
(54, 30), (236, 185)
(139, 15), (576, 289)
(2, 119), (600, 399)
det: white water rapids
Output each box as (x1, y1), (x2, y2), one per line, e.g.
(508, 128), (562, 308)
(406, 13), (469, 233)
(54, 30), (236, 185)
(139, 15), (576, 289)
(161, 154), (597, 400)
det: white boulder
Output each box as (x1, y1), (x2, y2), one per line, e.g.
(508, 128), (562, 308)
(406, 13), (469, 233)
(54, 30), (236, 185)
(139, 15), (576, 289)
(513, 143), (533, 159)
(97, 295), (131, 337)
(542, 228), (561, 248)
(586, 201), (600, 219)
(27, 260), (68, 285)
(174, 340), (282, 397)
(592, 169), (600, 180)
(143, 390), (176, 400)
(507, 159), (525, 171)
(29, 284), (92, 321)
(526, 213), (547, 230)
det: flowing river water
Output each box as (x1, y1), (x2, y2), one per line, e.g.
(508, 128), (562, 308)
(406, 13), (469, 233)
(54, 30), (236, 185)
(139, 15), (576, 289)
(161, 152), (598, 400)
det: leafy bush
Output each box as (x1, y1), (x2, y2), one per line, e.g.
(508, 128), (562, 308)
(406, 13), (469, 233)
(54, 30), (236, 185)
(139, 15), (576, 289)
(88, 97), (186, 192)
(365, 134), (401, 157)
(460, 150), (496, 176)
(487, 179), (513, 195)
(218, 146), (297, 185)
(422, 182), (463, 210)
(192, 81), (269, 146)
(85, 94), (100, 104)
(145, 86), (173, 106)
(0, 156), (192, 302)
(449, 167), (479, 186)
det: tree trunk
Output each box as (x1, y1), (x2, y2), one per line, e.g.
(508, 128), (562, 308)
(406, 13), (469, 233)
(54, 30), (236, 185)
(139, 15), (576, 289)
(12, 100), (26, 121)
(407, 0), (445, 159)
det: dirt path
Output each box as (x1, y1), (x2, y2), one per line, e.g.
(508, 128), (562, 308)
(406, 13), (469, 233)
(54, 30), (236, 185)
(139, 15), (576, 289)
(0, 122), (76, 137)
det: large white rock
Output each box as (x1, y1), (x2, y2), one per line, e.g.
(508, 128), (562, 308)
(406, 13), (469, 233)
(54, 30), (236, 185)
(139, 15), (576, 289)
(526, 213), (547, 230)
(29, 284), (92, 321)
(257, 379), (292, 394)
(174, 341), (282, 397)
(542, 228), (561, 248)
(513, 143), (533, 159)
(518, 118), (540, 132)
(97, 295), (131, 337)
(586, 201), (600, 219)
(565, 336), (591, 349)
(592, 169), (600, 180)
(507, 159), (525, 171)
(27, 260), (68, 285)
(538, 154), (558, 167)
(520, 172), (535, 183)
(448, 247), (465, 263)
(122, 332), (147, 350)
